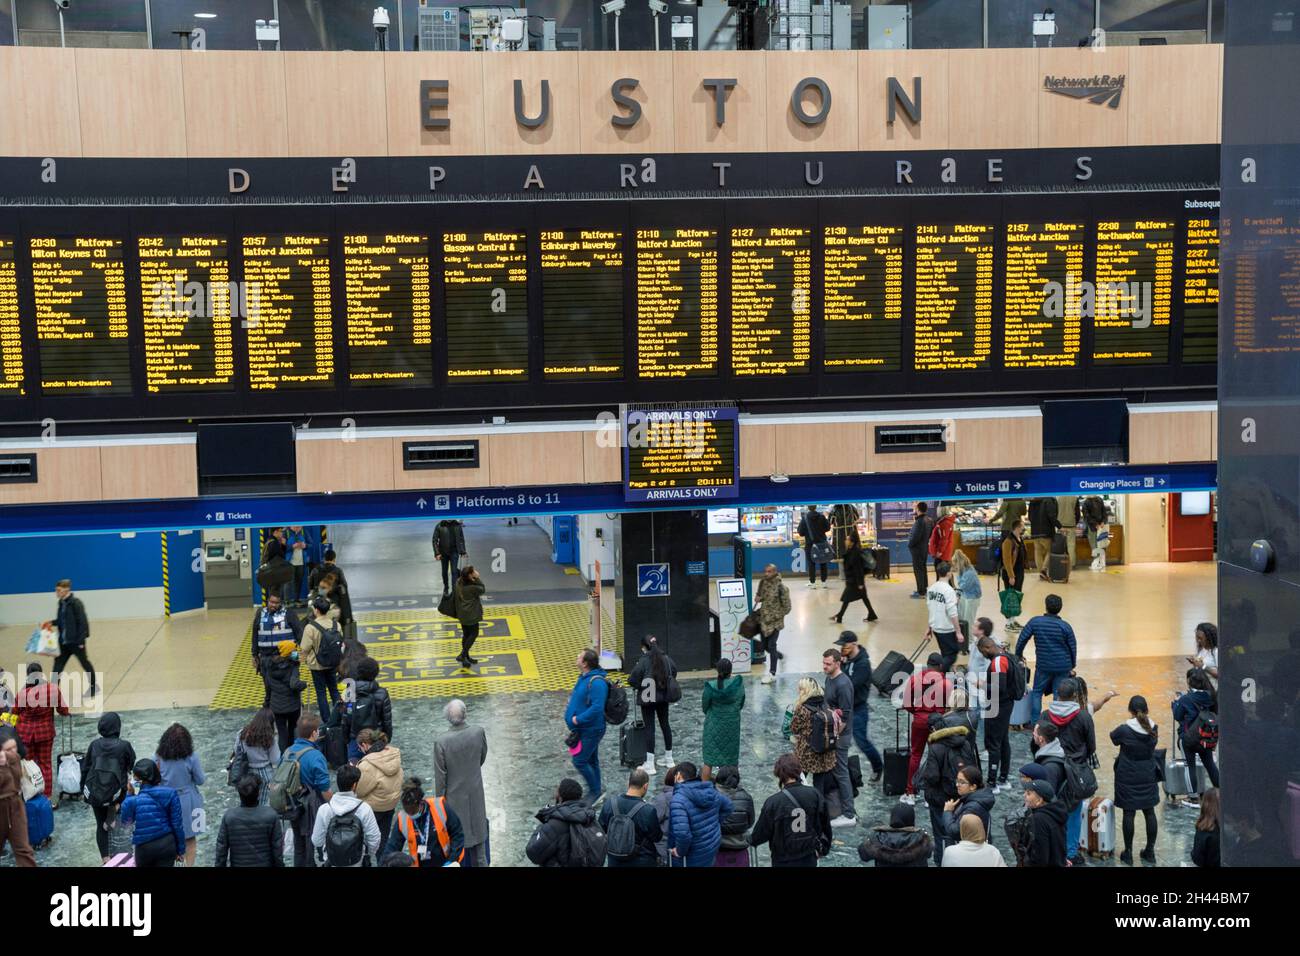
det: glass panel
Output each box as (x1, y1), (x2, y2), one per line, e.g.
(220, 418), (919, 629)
(1101, 0), (1207, 32)
(909, 0), (982, 50)
(0, 0), (13, 45)
(16, 0), (147, 42)
(989, 0), (1095, 48)
(149, 0), (273, 51)
(276, 0), (401, 51)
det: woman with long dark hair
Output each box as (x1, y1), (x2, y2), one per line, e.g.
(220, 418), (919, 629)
(236, 708), (279, 807)
(453, 565), (486, 668)
(628, 635), (678, 776)
(1173, 667), (1219, 808)
(830, 529), (878, 626)
(701, 658), (744, 783)
(1191, 786), (1220, 867)
(154, 723), (205, 866)
(1111, 695), (1159, 864)
(1187, 622), (1219, 688)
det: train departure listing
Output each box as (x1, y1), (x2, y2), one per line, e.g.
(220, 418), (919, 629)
(1091, 220), (1175, 365)
(624, 408), (738, 501)
(541, 230), (624, 380)
(139, 235), (236, 392)
(32, 236), (131, 396)
(0, 238), (23, 396)
(823, 225), (904, 372)
(1182, 218), (1219, 364)
(344, 233), (432, 387)
(444, 231), (528, 384)
(730, 227), (812, 376)
(243, 234), (335, 390)
(1003, 222), (1085, 369)
(913, 224), (995, 372)
(636, 229), (719, 378)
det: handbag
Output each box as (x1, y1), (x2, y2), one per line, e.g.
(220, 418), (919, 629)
(809, 541), (833, 564)
(998, 586), (1023, 619)
(1096, 523), (1111, 550)
(665, 675), (682, 704)
(437, 592), (457, 619)
(738, 613), (761, 639)
(226, 740), (250, 787)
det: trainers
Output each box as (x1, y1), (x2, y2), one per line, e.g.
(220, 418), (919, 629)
(590, 791), (607, 809)
(760, 673), (775, 685)
(1181, 798), (1200, 810)
(866, 613), (879, 623)
(900, 793), (916, 806)
(870, 768), (883, 783)
(806, 582), (818, 589)
(829, 815), (857, 829)
(910, 593), (924, 600)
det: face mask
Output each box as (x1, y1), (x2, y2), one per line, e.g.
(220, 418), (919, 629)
(290, 651), (300, 662)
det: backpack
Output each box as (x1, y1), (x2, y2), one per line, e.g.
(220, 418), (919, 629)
(1044, 754), (1097, 804)
(1186, 709), (1219, 751)
(324, 804), (366, 867)
(1004, 802), (1035, 866)
(604, 799), (640, 862)
(352, 687), (381, 734)
(1083, 496), (1107, 528)
(1003, 654), (1029, 702)
(268, 745), (310, 815)
(779, 788), (821, 860)
(807, 700), (841, 754)
(597, 676), (629, 726)
(567, 818), (608, 867)
(312, 621), (343, 670)
(85, 747), (127, 809)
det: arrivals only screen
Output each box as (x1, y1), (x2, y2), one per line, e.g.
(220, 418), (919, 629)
(823, 225), (904, 372)
(0, 193), (1216, 418)
(541, 229), (624, 380)
(343, 233), (433, 387)
(31, 236), (131, 396)
(730, 226), (812, 376)
(138, 235), (236, 393)
(913, 223), (995, 372)
(1091, 219), (1176, 365)
(444, 231), (528, 384)
(635, 228), (719, 379)
(243, 234), (334, 390)
(623, 406), (740, 502)
(0, 238), (22, 396)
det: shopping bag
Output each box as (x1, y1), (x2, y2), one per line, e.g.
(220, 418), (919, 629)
(998, 587), (1023, 619)
(27, 626), (59, 656)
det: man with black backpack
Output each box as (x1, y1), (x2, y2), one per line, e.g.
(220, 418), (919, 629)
(311, 763), (381, 867)
(300, 596), (343, 720)
(1047, 677), (1097, 864)
(526, 778), (607, 867)
(564, 649), (615, 805)
(749, 753), (831, 866)
(976, 626), (1021, 793)
(80, 712), (136, 863)
(599, 768), (662, 867)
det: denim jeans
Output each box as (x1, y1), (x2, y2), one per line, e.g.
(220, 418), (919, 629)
(851, 705), (883, 773)
(573, 728), (605, 797)
(1029, 669), (1072, 725)
(1066, 802), (1083, 859)
(310, 668), (341, 721)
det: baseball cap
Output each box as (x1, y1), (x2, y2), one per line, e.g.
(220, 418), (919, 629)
(1019, 763), (1048, 781)
(834, 631), (859, 646)
(1027, 780), (1056, 801)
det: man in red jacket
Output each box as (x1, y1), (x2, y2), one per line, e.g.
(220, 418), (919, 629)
(899, 653), (953, 806)
(14, 662), (68, 802)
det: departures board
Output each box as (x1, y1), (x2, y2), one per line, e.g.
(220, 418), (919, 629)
(0, 192), (1217, 422)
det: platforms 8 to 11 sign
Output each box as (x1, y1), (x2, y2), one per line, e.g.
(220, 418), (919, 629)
(622, 405), (740, 503)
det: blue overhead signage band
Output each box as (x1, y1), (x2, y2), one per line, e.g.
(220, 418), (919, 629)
(0, 461), (1215, 539)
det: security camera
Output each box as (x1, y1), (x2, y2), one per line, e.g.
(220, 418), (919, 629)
(53, 0), (70, 9)
(649, 0), (668, 12)
(372, 6), (390, 29)
(602, 0), (626, 14)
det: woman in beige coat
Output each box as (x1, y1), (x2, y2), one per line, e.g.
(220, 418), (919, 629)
(355, 729), (403, 848)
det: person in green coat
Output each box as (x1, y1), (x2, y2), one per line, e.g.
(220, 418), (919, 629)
(453, 566), (486, 669)
(701, 659), (745, 782)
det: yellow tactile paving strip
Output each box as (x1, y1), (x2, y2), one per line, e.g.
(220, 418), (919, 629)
(210, 603), (626, 709)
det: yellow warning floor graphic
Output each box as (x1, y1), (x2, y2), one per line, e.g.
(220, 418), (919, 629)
(210, 603), (624, 710)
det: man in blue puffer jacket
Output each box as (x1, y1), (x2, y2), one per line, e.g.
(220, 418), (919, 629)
(1014, 594), (1077, 724)
(668, 762), (734, 867)
(564, 649), (609, 803)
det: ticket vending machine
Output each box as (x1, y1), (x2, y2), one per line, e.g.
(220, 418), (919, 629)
(202, 528), (253, 609)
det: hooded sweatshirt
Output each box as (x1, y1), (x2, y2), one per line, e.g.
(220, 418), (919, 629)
(1027, 797), (1070, 866)
(1032, 737), (1069, 800)
(1047, 700), (1096, 764)
(310, 790), (382, 866)
(669, 779), (734, 866)
(942, 840), (1007, 867)
(858, 826), (932, 867)
(526, 800), (599, 867)
(81, 713), (137, 806)
(356, 744), (403, 813)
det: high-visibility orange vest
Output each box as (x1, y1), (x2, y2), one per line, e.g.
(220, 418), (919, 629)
(399, 796), (464, 867)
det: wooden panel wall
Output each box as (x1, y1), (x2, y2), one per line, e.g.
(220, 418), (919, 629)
(1128, 410), (1215, 464)
(953, 416), (1042, 470)
(739, 423), (777, 477)
(0, 446), (102, 505)
(582, 432), (622, 484)
(771, 422), (867, 475)
(296, 438), (396, 495)
(487, 431), (586, 486)
(0, 46), (1223, 157)
(99, 443), (197, 500)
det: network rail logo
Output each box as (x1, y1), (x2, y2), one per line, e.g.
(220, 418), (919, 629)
(1043, 74), (1126, 109)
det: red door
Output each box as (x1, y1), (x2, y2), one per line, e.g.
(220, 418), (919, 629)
(1168, 492), (1215, 562)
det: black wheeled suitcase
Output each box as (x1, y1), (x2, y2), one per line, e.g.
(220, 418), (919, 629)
(870, 547), (890, 581)
(849, 755), (863, 797)
(870, 635), (930, 697)
(1048, 551), (1071, 584)
(976, 545), (1000, 576)
(883, 711), (910, 796)
(619, 719), (649, 768)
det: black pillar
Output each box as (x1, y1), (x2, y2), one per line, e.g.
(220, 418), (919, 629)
(1218, 5), (1300, 866)
(619, 509), (712, 672)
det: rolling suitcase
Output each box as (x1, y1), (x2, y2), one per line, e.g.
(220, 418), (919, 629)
(848, 755), (863, 798)
(1009, 692), (1033, 727)
(1162, 743), (1202, 797)
(975, 546), (1000, 576)
(1051, 532), (1070, 555)
(54, 714), (84, 804)
(1081, 796), (1115, 857)
(870, 547), (890, 581)
(1048, 552), (1071, 584)
(871, 636), (930, 698)
(882, 711), (910, 796)
(619, 718), (649, 769)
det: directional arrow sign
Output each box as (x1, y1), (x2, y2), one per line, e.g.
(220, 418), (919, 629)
(1013, 482), (1023, 490)
(416, 497), (427, 510)
(205, 513), (212, 520)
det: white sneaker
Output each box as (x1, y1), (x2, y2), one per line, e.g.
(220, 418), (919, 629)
(830, 815), (858, 829)
(806, 582), (818, 589)
(659, 751), (675, 768)
(900, 793), (916, 806)
(761, 673), (775, 685)
(639, 760), (656, 777)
